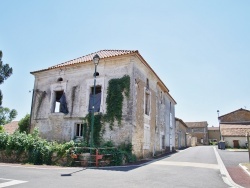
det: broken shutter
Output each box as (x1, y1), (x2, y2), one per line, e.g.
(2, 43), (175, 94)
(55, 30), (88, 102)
(88, 92), (101, 113)
(59, 93), (69, 114)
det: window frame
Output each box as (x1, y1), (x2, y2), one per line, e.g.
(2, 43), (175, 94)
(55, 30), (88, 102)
(75, 123), (83, 137)
(144, 87), (151, 118)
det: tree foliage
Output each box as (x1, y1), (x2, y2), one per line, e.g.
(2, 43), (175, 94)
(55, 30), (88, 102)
(0, 50), (13, 106)
(0, 125), (4, 133)
(0, 107), (17, 126)
(18, 114), (30, 133)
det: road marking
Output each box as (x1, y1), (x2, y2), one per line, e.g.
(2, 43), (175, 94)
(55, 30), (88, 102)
(0, 163), (78, 170)
(152, 161), (219, 170)
(0, 178), (27, 188)
(213, 146), (244, 188)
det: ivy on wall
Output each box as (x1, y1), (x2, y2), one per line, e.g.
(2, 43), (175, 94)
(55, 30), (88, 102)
(104, 75), (130, 129)
(82, 113), (104, 147)
(81, 75), (131, 147)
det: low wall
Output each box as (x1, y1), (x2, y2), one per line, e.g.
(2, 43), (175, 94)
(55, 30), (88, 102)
(0, 150), (72, 166)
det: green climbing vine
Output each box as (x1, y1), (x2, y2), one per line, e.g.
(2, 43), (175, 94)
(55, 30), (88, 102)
(104, 75), (130, 129)
(82, 113), (104, 147)
(81, 75), (130, 147)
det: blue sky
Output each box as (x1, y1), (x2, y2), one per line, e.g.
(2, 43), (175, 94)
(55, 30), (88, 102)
(0, 0), (249, 126)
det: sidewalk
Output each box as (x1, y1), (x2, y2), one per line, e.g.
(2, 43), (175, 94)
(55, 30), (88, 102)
(216, 148), (250, 188)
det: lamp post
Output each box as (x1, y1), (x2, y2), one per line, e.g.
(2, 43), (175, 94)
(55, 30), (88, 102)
(217, 110), (221, 141)
(90, 54), (100, 163)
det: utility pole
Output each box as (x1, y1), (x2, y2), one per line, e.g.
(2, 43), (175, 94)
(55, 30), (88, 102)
(247, 132), (250, 163)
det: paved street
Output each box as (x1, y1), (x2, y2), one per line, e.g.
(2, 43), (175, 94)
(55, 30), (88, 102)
(217, 148), (250, 188)
(0, 146), (247, 188)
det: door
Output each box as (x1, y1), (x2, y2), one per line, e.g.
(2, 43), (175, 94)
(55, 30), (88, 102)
(233, 140), (239, 148)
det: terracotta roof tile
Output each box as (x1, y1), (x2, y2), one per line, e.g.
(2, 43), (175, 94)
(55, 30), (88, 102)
(30, 49), (177, 104)
(3, 121), (19, 134)
(31, 50), (138, 73)
(185, 121), (208, 128)
(220, 124), (250, 137)
(208, 127), (219, 131)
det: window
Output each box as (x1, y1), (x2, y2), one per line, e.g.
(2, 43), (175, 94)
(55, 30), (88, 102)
(162, 135), (165, 149)
(160, 91), (163, 104)
(145, 91), (150, 115)
(75, 123), (83, 137)
(53, 90), (64, 112)
(146, 78), (149, 90)
(88, 85), (102, 113)
(144, 124), (150, 149)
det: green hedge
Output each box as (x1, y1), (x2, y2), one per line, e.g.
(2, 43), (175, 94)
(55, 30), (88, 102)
(0, 129), (136, 166)
(0, 129), (74, 165)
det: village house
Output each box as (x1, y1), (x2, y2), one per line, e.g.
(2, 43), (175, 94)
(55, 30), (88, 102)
(208, 126), (220, 144)
(30, 49), (177, 158)
(175, 118), (189, 149)
(218, 108), (250, 148)
(185, 121), (208, 145)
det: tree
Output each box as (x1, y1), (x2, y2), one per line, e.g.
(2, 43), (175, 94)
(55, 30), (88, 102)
(18, 114), (30, 133)
(0, 50), (13, 106)
(0, 107), (17, 125)
(0, 125), (4, 133)
(0, 51), (17, 126)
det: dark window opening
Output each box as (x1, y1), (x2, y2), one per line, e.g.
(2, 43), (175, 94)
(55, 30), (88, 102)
(76, 123), (83, 137)
(89, 86), (102, 113)
(53, 90), (69, 114)
(57, 77), (63, 82)
(91, 85), (102, 94)
(162, 135), (165, 149)
(146, 78), (149, 90)
(145, 92), (150, 115)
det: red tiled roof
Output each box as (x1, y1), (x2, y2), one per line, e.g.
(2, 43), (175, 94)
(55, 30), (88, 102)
(31, 50), (138, 73)
(185, 121), (208, 128)
(3, 121), (19, 134)
(220, 124), (250, 137)
(30, 49), (177, 104)
(175, 117), (188, 128)
(208, 127), (219, 131)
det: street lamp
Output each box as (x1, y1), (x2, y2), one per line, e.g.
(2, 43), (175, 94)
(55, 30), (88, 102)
(217, 110), (221, 141)
(90, 54), (100, 162)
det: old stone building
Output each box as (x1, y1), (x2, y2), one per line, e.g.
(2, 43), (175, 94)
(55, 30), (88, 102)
(208, 126), (220, 143)
(185, 121), (208, 145)
(30, 50), (176, 158)
(218, 108), (250, 148)
(175, 118), (189, 149)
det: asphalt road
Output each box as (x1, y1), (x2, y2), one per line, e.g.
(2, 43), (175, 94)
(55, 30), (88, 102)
(0, 146), (232, 188)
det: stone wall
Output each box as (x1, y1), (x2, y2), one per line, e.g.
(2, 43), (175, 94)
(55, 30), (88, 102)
(220, 109), (250, 123)
(31, 56), (133, 142)
(30, 53), (176, 159)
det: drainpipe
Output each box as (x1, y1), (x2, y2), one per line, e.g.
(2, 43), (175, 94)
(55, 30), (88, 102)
(29, 81), (36, 133)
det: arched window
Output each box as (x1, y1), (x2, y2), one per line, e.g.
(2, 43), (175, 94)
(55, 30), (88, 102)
(57, 77), (63, 82)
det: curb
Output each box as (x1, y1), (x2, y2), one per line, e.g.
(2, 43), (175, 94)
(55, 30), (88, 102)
(239, 163), (250, 176)
(213, 147), (244, 188)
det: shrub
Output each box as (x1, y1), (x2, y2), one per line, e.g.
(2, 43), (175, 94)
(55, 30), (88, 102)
(18, 114), (30, 133)
(0, 128), (75, 165)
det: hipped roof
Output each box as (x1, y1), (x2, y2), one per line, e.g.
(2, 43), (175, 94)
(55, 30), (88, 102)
(31, 49), (177, 104)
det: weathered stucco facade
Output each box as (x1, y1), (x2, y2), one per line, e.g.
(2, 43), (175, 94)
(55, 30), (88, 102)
(185, 121), (209, 145)
(175, 118), (188, 149)
(30, 50), (176, 158)
(219, 108), (250, 148)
